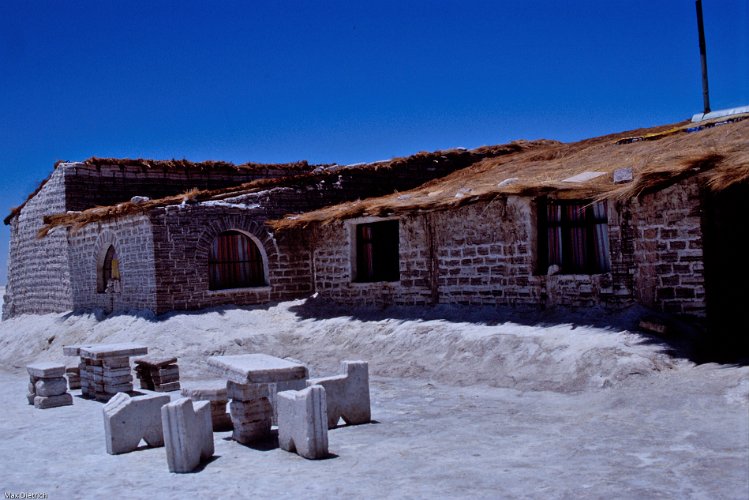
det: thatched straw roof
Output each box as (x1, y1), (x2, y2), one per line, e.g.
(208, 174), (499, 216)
(4, 157), (315, 226)
(36, 142), (548, 237)
(80, 157), (313, 172)
(268, 114), (749, 231)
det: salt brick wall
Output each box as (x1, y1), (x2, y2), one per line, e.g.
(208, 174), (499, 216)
(313, 196), (638, 309)
(63, 162), (307, 212)
(67, 216), (157, 313)
(3, 161), (286, 318)
(148, 205), (313, 314)
(2, 168), (72, 318)
(3, 149), (504, 317)
(313, 216), (434, 307)
(631, 179), (706, 316)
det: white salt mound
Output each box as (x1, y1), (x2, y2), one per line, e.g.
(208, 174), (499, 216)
(0, 298), (682, 393)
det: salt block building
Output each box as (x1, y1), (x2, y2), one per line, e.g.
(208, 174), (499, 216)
(2, 143), (534, 316)
(3, 115), (748, 354)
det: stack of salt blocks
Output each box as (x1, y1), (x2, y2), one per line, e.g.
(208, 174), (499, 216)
(27, 362), (73, 409)
(74, 344), (148, 402)
(66, 366), (81, 390)
(180, 380), (233, 431)
(135, 356), (181, 392)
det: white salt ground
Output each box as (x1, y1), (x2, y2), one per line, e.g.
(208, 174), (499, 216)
(0, 298), (747, 498)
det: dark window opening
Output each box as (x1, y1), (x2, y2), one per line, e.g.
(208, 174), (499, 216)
(537, 199), (610, 274)
(355, 220), (400, 282)
(98, 245), (121, 293)
(209, 231), (266, 290)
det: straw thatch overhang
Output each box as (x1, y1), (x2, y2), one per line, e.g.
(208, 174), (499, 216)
(3, 157), (314, 226)
(36, 142), (548, 237)
(267, 115), (749, 231)
(81, 157), (313, 172)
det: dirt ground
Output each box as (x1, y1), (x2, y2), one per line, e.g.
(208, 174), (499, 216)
(0, 297), (747, 498)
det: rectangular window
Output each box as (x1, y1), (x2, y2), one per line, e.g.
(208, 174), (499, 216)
(538, 199), (610, 274)
(354, 220), (400, 282)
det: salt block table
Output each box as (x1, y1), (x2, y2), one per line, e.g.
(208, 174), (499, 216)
(64, 343), (148, 402)
(206, 354), (308, 443)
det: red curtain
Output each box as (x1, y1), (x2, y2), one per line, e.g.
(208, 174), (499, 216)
(209, 231), (265, 289)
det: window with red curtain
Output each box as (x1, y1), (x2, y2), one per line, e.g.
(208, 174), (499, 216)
(538, 199), (610, 274)
(355, 220), (400, 282)
(209, 231), (266, 290)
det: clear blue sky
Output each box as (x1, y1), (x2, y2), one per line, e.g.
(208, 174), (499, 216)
(1, 1), (747, 285)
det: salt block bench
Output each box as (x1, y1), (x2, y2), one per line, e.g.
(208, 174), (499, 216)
(180, 380), (233, 431)
(207, 354), (308, 444)
(278, 385), (329, 459)
(162, 398), (214, 473)
(307, 361), (371, 428)
(103, 392), (171, 454)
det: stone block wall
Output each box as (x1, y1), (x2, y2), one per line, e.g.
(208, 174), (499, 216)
(62, 162), (307, 212)
(431, 198), (544, 306)
(2, 168), (72, 318)
(311, 185), (709, 317)
(631, 179), (706, 316)
(313, 196), (641, 310)
(148, 205), (312, 314)
(313, 216), (434, 307)
(67, 216), (157, 314)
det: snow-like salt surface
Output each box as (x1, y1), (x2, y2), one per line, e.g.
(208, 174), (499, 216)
(0, 298), (747, 498)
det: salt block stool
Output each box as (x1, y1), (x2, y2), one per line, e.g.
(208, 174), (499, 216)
(103, 392), (171, 455)
(307, 361), (371, 428)
(278, 385), (329, 459)
(135, 355), (181, 392)
(180, 380), (233, 431)
(27, 362), (73, 409)
(161, 398), (214, 473)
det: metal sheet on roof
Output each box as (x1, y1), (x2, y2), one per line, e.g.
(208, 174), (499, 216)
(562, 171), (607, 183)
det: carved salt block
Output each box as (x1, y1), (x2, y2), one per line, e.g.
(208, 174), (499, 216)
(161, 398), (214, 473)
(278, 385), (329, 459)
(307, 361), (371, 428)
(103, 392), (170, 455)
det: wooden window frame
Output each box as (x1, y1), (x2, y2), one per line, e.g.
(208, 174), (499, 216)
(97, 245), (120, 293)
(353, 220), (400, 283)
(537, 198), (611, 275)
(208, 230), (267, 291)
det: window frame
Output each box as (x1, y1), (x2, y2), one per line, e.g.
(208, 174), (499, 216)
(351, 219), (401, 283)
(97, 245), (120, 294)
(208, 230), (269, 291)
(537, 198), (611, 275)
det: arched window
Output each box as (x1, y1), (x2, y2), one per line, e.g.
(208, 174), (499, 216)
(209, 231), (266, 290)
(98, 245), (121, 293)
